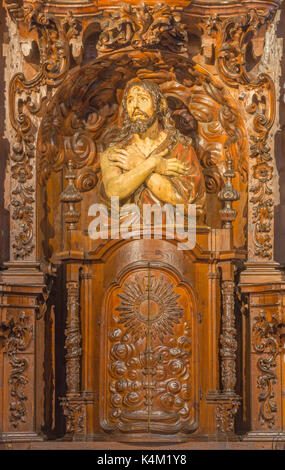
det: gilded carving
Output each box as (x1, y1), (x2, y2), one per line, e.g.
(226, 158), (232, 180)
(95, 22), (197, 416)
(37, 49), (248, 230)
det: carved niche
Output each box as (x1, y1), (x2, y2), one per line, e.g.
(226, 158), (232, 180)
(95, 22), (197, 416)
(100, 264), (199, 433)
(37, 47), (249, 255)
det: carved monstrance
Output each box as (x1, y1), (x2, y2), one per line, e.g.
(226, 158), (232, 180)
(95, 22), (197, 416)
(1, 0), (285, 446)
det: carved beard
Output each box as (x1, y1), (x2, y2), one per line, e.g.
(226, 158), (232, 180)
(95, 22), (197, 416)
(127, 110), (157, 134)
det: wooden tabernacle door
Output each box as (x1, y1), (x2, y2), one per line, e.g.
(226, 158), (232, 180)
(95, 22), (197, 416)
(100, 262), (199, 434)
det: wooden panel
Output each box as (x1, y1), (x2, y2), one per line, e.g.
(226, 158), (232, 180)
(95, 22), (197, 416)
(100, 264), (199, 433)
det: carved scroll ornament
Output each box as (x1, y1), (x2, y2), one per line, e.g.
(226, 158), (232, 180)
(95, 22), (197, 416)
(97, 3), (188, 54)
(252, 311), (279, 428)
(203, 8), (276, 258)
(216, 399), (240, 434)
(0, 313), (33, 428)
(8, 5), (82, 260)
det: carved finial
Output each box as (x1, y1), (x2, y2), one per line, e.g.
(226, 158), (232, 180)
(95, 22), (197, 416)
(218, 157), (240, 228)
(60, 160), (82, 230)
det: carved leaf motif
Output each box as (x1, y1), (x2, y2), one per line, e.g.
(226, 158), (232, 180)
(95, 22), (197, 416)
(0, 313), (33, 428)
(252, 312), (279, 428)
(97, 3), (187, 54)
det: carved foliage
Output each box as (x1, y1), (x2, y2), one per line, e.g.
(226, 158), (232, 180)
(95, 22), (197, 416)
(204, 8), (276, 258)
(117, 275), (184, 341)
(252, 311), (279, 428)
(0, 313), (33, 428)
(8, 7), (82, 259)
(216, 400), (240, 433)
(38, 49), (248, 204)
(97, 3), (187, 54)
(60, 398), (85, 435)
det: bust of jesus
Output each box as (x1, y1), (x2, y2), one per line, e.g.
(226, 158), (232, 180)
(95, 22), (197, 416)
(99, 79), (205, 218)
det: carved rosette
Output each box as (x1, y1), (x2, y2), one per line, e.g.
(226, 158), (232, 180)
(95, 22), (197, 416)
(0, 312), (33, 428)
(216, 400), (240, 434)
(252, 311), (279, 428)
(220, 281), (238, 393)
(65, 281), (82, 394)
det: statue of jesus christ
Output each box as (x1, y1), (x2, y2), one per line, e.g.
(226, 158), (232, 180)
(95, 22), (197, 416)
(99, 79), (205, 218)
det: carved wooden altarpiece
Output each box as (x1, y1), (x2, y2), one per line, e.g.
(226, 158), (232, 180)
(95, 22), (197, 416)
(1, 0), (285, 447)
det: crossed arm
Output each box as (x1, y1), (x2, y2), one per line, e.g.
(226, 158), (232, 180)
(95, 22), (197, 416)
(100, 147), (190, 205)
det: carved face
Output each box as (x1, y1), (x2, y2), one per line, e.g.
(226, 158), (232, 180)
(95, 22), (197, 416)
(126, 85), (155, 122)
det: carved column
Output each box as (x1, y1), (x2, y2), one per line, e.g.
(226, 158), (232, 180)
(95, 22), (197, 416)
(65, 279), (82, 395)
(207, 157), (241, 437)
(220, 280), (238, 394)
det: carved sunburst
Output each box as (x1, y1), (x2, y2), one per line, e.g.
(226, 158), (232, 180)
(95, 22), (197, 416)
(116, 275), (184, 341)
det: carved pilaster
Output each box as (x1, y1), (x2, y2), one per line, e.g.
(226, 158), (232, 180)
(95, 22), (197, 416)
(0, 312), (33, 429)
(59, 391), (94, 439)
(206, 391), (241, 437)
(203, 8), (279, 262)
(252, 311), (279, 429)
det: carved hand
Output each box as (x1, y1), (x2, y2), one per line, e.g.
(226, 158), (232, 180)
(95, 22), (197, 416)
(108, 148), (145, 171)
(109, 148), (189, 177)
(150, 155), (189, 177)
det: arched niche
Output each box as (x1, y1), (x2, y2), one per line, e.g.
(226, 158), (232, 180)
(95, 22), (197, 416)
(36, 48), (248, 260)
